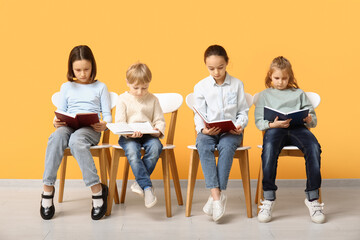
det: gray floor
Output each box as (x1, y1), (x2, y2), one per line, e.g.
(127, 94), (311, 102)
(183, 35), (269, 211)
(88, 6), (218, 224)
(0, 179), (359, 240)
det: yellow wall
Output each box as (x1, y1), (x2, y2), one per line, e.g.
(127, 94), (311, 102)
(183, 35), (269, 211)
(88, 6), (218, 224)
(1, 0), (359, 181)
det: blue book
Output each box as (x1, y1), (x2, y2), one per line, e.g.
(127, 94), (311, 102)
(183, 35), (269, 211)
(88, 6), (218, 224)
(264, 106), (309, 126)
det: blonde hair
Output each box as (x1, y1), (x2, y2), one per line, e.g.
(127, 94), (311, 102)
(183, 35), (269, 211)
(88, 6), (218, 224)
(126, 62), (152, 84)
(265, 56), (299, 89)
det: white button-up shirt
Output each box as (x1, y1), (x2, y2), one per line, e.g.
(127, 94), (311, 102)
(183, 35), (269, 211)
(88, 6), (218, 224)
(193, 73), (249, 133)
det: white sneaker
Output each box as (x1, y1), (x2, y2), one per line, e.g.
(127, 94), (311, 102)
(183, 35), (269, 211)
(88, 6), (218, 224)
(203, 195), (214, 216)
(258, 199), (275, 223)
(130, 181), (144, 197)
(144, 187), (157, 208)
(305, 199), (325, 224)
(212, 193), (227, 222)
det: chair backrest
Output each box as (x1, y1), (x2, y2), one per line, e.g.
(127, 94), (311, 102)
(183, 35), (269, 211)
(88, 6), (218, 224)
(253, 91), (321, 109)
(185, 92), (253, 109)
(305, 92), (321, 109)
(154, 93), (183, 145)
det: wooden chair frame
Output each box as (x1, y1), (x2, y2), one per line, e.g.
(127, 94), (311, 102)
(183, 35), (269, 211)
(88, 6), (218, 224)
(185, 93), (253, 218)
(253, 92), (322, 212)
(51, 92), (120, 204)
(106, 93), (184, 217)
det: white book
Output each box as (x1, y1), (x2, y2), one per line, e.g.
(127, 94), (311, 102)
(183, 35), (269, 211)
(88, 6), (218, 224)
(106, 122), (159, 135)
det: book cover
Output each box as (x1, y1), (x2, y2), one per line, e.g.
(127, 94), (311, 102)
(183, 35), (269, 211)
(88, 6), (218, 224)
(55, 110), (99, 129)
(264, 106), (309, 126)
(193, 106), (236, 133)
(106, 122), (159, 135)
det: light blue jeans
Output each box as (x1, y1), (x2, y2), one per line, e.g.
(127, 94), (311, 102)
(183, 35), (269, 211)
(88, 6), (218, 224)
(119, 135), (163, 189)
(196, 132), (243, 190)
(43, 126), (101, 187)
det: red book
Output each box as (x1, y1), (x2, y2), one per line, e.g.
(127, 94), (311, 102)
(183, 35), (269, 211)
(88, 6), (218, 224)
(55, 110), (99, 130)
(193, 106), (236, 133)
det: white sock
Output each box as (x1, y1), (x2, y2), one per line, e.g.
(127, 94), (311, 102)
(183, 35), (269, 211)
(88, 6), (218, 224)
(42, 191), (53, 208)
(92, 189), (103, 208)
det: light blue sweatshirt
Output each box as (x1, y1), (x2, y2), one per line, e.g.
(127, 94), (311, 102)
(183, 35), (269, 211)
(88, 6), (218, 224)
(58, 80), (112, 123)
(254, 88), (317, 131)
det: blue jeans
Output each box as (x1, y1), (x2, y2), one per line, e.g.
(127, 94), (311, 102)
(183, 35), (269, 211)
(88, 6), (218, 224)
(43, 126), (101, 187)
(261, 127), (322, 201)
(196, 132), (243, 190)
(119, 135), (163, 189)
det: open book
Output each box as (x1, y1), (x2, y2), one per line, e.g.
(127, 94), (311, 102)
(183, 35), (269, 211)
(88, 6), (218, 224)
(193, 106), (236, 133)
(106, 122), (159, 135)
(264, 106), (309, 126)
(55, 110), (99, 129)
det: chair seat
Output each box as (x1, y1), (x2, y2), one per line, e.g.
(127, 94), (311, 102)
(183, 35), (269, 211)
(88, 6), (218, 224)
(112, 144), (175, 150)
(257, 145), (299, 150)
(187, 145), (251, 151)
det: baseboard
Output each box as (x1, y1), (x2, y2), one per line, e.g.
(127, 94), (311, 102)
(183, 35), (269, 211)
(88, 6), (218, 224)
(0, 178), (359, 188)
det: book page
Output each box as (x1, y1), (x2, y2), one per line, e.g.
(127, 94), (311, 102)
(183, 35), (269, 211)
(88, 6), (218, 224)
(107, 122), (159, 135)
(128, 122), (155, 132)
(193, 106), (209, 123)
(55, 110), (76, 118)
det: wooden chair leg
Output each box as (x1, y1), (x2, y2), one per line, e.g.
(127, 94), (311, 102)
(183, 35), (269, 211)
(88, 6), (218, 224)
(185, 150), (200, 217)
(58, 156), (67, 203)
(106, 148), (121, 216)
(238, 150), (252, 218)
(318, 188), (322, 203)
(162, 152), (172, 217)
(105, 148), (120, 204)
(257, 164), (264, 214)
(120, 157), (130, 203)
(168, 149), (183, 205)
(99, 150), (107, 185)
(255, 164), (261, 204)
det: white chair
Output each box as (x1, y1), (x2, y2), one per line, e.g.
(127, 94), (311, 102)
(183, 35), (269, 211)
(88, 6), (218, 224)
(253, 92), (322, 211)
(52, 92), (120, 204)
(185, 92), (253, 218)
(106, 93), (184, 217)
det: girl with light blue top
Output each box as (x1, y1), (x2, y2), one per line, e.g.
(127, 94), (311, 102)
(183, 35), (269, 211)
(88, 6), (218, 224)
(40, 45), (111, 220)
(193, 45), (249, 222)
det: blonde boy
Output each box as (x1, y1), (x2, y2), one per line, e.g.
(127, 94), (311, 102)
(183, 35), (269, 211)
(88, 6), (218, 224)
(115, 63), (165, 208)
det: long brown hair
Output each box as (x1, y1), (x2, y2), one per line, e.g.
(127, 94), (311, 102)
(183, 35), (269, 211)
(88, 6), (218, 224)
(67, 45), (97, 83)
(265, 56), (299, 89)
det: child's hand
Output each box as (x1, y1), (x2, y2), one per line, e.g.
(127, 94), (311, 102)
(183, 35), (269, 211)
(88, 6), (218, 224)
(230, 125), (242, 135)
(269, 116), (291, 128)
(303, 114), (312, 124)
(151, 128), (161, 138)
(202, 126), (221, 135)
(91, 121), (107, 132)
(53, 118), (67, 128)
(128, 131), (143, 138)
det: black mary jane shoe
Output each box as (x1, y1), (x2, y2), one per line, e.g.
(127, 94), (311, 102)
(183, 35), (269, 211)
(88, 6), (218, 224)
(91, 183), (108, 220)
(40, 187), (55, 220)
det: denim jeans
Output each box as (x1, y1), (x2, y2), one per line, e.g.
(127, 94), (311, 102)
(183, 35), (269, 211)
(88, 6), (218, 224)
(43, 126), (101, 187)
(261, 127), (322, 201)
(196, 132), (243, 190)
(119, 135), (163, 189)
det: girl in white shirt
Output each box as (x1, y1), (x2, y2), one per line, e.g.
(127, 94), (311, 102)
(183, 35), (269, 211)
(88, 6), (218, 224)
(193, 45), (249, 222)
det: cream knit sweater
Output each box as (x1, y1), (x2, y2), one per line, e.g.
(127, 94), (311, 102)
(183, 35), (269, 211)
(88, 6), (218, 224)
(115, 92), (166, 137)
